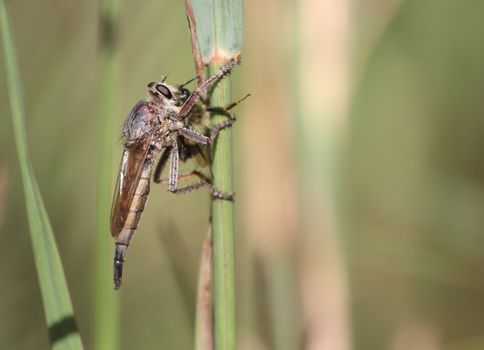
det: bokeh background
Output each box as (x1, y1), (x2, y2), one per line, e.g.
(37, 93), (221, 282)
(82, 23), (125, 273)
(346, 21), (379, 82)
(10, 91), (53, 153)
(1, 0), (484, 349)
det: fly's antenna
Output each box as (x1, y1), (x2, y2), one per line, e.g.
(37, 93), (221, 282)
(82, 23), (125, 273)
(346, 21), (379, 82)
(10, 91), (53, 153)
(161, 75), (168, 83)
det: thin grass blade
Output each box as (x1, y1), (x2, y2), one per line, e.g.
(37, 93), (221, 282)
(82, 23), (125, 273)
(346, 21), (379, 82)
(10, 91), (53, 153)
(0, 1), (83, 349)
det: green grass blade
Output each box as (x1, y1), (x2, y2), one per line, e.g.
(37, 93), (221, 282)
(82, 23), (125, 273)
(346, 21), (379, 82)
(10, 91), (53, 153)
(0, 2), (83, 349)
(93, 0), (121, 349)
(190, 0), (243, 62)
(188, 1), (243, 349)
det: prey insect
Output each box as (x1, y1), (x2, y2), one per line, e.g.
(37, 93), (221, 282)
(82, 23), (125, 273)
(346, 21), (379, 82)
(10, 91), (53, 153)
(110, 57), (246, 290)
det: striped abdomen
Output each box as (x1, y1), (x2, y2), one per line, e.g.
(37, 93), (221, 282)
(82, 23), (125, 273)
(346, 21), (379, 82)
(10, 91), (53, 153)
(111, 150), (153, 290)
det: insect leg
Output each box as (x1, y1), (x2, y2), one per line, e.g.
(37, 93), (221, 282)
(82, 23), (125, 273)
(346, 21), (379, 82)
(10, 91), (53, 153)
(159, 170), (211, 185)
(153, 147), (171, 184)
(209, 115), (235, 142)
(179, 57), (241, 119)
(178, 127), (210, 145)
(207, 93), (251, 114)
(168, 140), (179, 192)
(174, 182), (234, 201)
(160, 171), (235, 200)
(207, 94), (251, 141)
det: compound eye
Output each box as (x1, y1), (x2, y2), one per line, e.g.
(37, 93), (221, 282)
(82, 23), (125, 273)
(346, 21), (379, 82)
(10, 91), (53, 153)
(156, 84), (173, 99)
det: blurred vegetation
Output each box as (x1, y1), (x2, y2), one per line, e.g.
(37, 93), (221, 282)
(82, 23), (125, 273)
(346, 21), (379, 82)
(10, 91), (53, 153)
(349, 1), (484, 349)
(1, 0), (484, 349)
(0, 0), (83, 348)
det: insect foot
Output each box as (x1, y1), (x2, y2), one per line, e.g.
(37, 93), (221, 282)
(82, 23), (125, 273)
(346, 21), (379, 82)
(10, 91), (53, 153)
(209, 117), (236, 142)
(211, 189), (235, 201)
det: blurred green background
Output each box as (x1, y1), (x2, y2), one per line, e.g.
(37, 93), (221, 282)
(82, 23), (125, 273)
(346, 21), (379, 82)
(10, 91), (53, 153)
(2, 0), (484, 349)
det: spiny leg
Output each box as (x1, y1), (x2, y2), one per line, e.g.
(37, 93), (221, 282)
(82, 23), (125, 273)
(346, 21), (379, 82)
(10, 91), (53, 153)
(154, 141), (230, 197)
(207, 93), (251, 141)
(176, 170), (211, 183)
(173, 93), (251, 199)
(177, 127), (209, 145)
(178, 86), (250, 148)
(168, 140), (179, 192)
(179, 57), (241, 119)
(209, 113), (235, 142)
(174, 182), (235, 201)
(158, 171), (234, 201)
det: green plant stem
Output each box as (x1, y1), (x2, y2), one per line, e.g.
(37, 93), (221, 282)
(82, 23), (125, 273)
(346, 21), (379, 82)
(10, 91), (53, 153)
(186, 0), (242, 347)
(93, 0), (120, 349)
(0, 1), (83, 349)
(209, 60), (236, 350)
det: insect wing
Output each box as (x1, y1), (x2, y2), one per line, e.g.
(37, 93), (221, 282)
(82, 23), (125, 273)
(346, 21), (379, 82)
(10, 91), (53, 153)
(110, 138), (152, 237)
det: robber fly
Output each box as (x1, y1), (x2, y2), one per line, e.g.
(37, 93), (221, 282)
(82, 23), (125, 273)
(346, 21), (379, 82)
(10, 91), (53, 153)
(110, 57), (245, 290)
